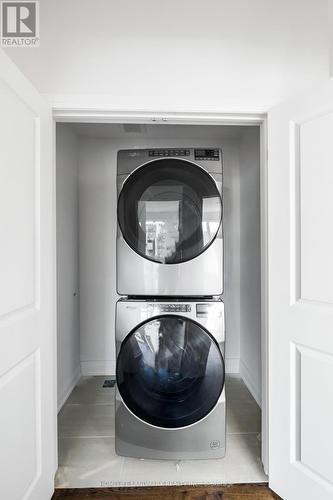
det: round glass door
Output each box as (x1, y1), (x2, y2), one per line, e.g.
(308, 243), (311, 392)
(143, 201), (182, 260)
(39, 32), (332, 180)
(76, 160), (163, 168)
(116, 315), (225, 428)
(117, 159), (222, 264)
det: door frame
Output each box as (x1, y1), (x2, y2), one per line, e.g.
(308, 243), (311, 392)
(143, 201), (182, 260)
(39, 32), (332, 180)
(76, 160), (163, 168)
(52, 107), (269, 475)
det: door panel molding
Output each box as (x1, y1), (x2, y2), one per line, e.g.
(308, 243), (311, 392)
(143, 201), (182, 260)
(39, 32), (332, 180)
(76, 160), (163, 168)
(0, 349), (42, 499)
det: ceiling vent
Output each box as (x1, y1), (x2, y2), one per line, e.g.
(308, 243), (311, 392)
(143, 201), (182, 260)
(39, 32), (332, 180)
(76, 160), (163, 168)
(122, 124), (146, 134)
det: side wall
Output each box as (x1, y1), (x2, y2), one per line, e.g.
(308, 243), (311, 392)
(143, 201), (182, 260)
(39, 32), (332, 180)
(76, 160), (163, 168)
(56, 124), (80, 410)
(78, 131), (242, 375)
(223, 142), (241, 373)
(78, 139), (118, 375)
(239, 127), (262, 405)
(328, 0), (333, 78)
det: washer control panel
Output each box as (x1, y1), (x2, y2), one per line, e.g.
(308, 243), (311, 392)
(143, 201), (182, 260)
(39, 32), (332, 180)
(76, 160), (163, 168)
(149, 303), (191, 313)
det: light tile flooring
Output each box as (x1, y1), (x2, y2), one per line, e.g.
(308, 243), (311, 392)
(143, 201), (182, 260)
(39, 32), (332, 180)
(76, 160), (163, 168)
(55, 375), (267, 488)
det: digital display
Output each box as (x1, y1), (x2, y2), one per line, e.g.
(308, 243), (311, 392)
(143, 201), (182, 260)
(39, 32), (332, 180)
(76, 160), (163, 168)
(195, 149), (220, 160)
(196, 304), (210, 317)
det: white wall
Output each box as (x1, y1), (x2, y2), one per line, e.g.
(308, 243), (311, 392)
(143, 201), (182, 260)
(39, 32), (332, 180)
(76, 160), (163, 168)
(76, 125), (245, 374)
(56, 124), (80, 409)
(4, 0), (329, 113)
(222, 142), (241, 373)
(328, 0), (333, 78)
(78, 138), (118, 375)
(239, 127), (261, 405)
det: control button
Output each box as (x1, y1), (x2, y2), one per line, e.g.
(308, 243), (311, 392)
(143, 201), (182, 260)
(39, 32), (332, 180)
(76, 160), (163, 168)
(157, 304), (192, 313)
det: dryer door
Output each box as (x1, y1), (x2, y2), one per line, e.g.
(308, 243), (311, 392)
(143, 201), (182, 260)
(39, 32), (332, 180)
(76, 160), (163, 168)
(116, 315), (225, 428)
(117, 159), (222, 264)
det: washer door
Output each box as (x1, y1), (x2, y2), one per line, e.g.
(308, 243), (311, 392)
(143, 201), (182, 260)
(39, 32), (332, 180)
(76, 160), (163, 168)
(116, 315), (225, 429)
(117, 159), (222, 264)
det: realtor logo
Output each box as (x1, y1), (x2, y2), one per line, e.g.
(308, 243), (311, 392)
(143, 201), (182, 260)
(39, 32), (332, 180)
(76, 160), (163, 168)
(1, 1), (39, 46)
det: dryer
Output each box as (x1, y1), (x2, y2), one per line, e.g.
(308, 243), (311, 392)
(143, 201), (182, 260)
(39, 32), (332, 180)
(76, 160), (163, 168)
(117, 148), (223, 296)
(115, 298), (226, 460)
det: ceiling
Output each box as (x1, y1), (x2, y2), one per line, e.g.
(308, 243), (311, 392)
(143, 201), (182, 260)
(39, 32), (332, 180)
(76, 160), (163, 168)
(69, 123), (253, 141)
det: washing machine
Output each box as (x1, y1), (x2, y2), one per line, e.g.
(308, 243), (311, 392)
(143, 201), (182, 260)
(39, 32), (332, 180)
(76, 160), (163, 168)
(115, 298), (226, 460)
(117, 148), (223, 296)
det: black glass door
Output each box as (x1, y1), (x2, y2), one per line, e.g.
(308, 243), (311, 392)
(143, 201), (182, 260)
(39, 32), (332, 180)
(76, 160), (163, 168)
(116, 315), (225, 428)
(118, 159), (222, 264)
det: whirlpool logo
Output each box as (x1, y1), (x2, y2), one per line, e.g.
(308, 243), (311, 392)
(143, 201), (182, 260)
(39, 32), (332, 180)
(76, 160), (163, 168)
(210, 440), (221, 449)
(1, 1), (39, 46)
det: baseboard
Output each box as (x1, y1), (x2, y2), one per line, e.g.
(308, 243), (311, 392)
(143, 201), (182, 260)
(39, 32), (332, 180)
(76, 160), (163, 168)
(57, 365), (81, 413)
(239, 359), (261, 407)
(225, 357), (240, 374)
(80, 360), (116, 376)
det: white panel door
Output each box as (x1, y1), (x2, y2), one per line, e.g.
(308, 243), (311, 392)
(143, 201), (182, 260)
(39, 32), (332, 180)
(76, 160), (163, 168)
(0, 49), (55, 499)
(268, 78), (333, 500)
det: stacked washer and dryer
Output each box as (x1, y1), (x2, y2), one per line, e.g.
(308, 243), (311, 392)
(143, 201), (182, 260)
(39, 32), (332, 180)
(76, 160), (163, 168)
(115, 147), (225, 459)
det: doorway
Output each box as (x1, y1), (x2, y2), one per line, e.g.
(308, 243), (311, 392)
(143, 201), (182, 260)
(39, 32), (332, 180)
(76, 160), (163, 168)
(55, 119), (268, 487)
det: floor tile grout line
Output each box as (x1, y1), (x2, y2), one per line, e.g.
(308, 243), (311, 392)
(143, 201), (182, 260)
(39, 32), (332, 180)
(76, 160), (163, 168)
(58, 436), (116, 439)
(58, 435), (116, 439)
(63, 403), (115, 407)
(226, 432), (261, 435)
(58, 430), (261, 438)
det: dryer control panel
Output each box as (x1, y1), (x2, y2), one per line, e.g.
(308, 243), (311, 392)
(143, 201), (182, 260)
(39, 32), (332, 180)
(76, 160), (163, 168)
(148, 149), (190, 157)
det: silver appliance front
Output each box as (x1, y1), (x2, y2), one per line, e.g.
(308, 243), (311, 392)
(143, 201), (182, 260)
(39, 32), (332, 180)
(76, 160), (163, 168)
(115, 299), (226, 459)
(116, 148), (223, 296)
(115, 389), (226, 460)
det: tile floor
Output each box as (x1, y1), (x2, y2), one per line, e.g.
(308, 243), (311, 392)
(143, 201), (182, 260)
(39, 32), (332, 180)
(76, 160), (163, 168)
(55, 375), (267, 488)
